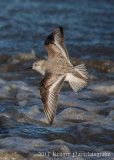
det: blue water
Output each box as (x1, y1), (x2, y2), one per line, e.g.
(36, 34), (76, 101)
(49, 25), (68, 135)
(0, 0), (114, 160)
(0, 0), (114, 59)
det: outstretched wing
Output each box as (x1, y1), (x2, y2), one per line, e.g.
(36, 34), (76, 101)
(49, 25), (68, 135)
(44, 26), (69, 60)
(40, 73), (65, 124)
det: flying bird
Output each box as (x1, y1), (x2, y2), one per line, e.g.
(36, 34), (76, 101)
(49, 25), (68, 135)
(32, 26), (88, 124)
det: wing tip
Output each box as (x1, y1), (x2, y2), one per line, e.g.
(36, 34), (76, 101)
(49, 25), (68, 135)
(55, 26), (64, 35)
(44, 26), (64, 46)
(48, 119), (54, 125)
(53, 26), (64, 39)
(45, 110), (54, 125)
(43, 103), (55, 125)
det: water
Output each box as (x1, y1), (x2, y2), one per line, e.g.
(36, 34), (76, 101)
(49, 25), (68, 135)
(0, 0), (114, 159)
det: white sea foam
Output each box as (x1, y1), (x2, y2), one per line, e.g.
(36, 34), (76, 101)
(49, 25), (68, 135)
(58, 107), (100, 121)
(0, 78), (113, 159)
(108, 110), (114, 120)
(0, 149), (27, 160)
(88, 82), (114, 94)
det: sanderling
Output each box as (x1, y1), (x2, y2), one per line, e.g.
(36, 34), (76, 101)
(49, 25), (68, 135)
(32, 26), (88, 124)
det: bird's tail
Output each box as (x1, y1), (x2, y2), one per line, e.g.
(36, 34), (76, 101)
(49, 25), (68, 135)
(68, 64), (88, 92)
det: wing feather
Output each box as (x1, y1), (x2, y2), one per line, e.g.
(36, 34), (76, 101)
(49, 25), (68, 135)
(40, 74), (65, 124)
(44, 26), (69, 60)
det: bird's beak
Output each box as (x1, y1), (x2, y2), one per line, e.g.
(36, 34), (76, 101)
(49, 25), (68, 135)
(24, 67), (32, 70)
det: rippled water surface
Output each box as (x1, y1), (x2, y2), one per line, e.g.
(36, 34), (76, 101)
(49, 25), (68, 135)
(0, 0), (114, 160)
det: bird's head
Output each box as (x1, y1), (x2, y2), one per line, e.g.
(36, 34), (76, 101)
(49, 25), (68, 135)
(32, 60), (45, 75)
